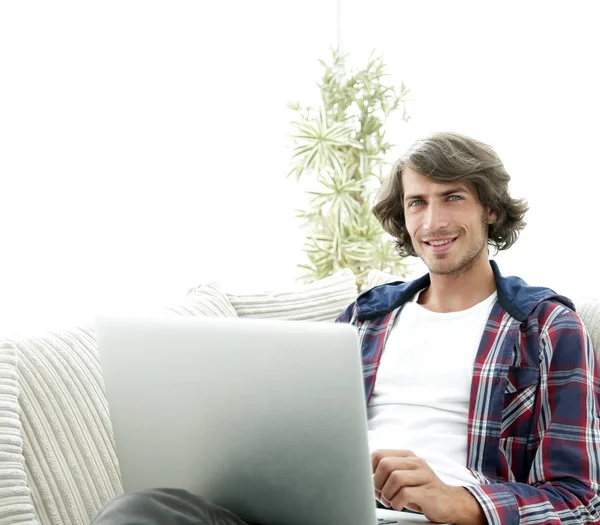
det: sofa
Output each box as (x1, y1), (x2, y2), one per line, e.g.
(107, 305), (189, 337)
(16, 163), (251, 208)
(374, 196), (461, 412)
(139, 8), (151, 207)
(1, 268), (599, 525)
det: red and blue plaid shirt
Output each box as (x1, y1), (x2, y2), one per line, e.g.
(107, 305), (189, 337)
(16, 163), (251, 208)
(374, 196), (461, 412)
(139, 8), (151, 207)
(336, 261), (600, 524)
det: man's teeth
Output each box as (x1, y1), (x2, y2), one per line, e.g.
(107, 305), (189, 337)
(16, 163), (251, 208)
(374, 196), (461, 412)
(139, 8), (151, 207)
(428, 239), (454, 246)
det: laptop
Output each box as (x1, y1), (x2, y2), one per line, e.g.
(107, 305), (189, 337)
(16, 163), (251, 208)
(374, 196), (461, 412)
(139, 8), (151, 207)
(95, 315), (432, 525)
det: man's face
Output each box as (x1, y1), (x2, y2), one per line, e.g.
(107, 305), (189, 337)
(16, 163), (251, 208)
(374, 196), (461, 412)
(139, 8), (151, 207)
(402, 168), (497, 276)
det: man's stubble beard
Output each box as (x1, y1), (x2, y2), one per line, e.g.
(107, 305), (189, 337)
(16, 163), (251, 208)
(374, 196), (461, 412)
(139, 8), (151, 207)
(417, 217), (490, 278)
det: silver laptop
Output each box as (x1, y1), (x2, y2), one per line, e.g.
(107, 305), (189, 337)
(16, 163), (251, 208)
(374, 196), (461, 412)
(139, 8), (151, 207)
(95, 315), (431, 525)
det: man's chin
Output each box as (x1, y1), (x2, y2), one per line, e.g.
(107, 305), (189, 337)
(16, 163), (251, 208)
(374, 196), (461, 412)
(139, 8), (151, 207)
(428, 265), (460, 276)
(427, 256), (483, 277)
(423, 257), (463, 276)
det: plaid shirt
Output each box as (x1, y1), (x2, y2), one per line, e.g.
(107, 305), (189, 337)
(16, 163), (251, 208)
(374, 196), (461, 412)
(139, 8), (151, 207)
(336, 261), (600, 524)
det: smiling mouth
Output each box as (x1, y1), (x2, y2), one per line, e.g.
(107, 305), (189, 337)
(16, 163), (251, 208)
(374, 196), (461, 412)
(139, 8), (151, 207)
(423, 237), (458, 252)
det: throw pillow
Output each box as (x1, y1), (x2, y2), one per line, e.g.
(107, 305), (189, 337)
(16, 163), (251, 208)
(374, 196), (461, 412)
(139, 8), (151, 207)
(167, 281), (238, 318)
(219, 268), (358, 322)
(366, 269), (404, 290)
(576, 301), (600, 360)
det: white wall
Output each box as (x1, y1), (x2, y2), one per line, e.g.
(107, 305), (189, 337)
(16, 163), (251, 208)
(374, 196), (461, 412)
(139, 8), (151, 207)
(339, 0), (600, 303)
(2, 1), (598, 336)
(0, 1), (335, 335)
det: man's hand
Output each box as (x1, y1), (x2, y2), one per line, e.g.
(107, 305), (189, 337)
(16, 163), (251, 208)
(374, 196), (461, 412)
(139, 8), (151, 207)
(371, 450), (486, 525)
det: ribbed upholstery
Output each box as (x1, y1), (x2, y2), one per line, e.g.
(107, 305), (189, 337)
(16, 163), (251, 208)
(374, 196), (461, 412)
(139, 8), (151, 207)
(7, 327), (121, 525)
(223, 269), (357, 322)
(167, 282), (238, 318)
(5, 282), (238, 525)
(0, 342), (37, 525)
(578, 301), (600, 359)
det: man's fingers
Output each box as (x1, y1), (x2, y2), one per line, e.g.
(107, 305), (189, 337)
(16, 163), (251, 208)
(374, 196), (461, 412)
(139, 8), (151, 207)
(371, 449), (417, 472)
(389, 486), (424, 513)
(380, 471), (429, 508)
(372, 457), (424, 493)
(406, 502), (424, 513)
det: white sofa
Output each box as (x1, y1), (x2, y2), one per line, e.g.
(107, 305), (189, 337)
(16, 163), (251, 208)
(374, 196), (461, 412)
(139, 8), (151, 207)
(1, 269), (599, 525)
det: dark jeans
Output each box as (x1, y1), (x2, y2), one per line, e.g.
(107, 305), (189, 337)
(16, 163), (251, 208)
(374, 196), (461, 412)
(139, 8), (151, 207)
(91, 488), (405, 524)
(91, 488), (254, 525)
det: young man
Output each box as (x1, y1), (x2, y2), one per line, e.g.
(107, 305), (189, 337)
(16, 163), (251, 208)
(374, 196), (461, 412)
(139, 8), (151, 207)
(339, 132), (600, 524)
(92, 132), (600, 524)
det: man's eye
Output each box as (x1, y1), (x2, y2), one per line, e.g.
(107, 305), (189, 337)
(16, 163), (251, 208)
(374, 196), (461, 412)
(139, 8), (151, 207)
(448, 195), (463, 201)
(409, 200), (424, 207)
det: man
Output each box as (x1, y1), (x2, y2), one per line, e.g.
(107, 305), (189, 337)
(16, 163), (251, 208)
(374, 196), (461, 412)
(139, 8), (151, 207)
(92, 132), (600, 524)
(340, 132), (600, 524)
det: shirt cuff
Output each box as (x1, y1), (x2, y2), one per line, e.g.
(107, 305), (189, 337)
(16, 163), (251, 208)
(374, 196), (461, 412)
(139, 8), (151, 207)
(464, 483), (520, 525)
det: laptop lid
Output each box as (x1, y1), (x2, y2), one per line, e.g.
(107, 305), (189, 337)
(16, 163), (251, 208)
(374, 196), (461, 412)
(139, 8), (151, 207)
(96, 315), (378, 525)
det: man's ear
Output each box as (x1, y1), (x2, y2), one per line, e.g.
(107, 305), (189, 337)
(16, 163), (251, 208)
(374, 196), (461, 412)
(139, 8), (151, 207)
(486, 208), (498, 225)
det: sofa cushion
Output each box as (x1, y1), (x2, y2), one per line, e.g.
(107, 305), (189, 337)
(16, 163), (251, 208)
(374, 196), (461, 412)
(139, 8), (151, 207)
(8, 283), (237, 525)
(220, 269), (357, 322)
(366, 269), (404, 290)
(577, 301), (600, 359)
(167, 282), (238, 318)
(0, 341), (37, 525)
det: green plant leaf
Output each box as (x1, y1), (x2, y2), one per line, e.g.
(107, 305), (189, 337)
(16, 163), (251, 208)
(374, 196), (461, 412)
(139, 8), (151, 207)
(288, 48), (411, 288)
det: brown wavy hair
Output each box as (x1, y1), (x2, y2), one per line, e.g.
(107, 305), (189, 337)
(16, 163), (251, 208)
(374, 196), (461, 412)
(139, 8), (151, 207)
(373, 132), (529, 257)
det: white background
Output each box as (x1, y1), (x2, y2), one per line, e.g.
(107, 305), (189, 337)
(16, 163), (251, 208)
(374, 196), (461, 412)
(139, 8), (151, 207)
(1, 1), (598, 336)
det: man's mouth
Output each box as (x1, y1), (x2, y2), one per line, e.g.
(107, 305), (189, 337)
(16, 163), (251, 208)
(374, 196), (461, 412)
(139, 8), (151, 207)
(423, 237), (458, 253)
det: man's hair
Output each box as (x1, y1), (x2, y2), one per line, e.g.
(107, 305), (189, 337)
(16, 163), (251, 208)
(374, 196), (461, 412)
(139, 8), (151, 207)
(373, 131), (529, 257)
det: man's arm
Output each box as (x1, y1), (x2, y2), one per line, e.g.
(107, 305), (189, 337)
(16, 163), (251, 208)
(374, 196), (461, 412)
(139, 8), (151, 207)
(335, 302), (356, 324)
(465, 306), (600, 525)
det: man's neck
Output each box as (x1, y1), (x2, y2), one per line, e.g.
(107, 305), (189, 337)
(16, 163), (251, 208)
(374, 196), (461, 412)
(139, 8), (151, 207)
(418, 257), (497, 313)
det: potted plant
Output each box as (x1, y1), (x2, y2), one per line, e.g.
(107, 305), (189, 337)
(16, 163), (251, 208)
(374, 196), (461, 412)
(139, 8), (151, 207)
(288, 50), (411, 289)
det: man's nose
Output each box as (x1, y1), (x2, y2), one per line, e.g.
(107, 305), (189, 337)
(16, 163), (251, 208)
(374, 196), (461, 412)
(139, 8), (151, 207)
(424, 203), (449, 232)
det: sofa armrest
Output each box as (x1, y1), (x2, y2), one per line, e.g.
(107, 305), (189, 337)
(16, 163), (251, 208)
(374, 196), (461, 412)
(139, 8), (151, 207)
(8, 327), (123, 525)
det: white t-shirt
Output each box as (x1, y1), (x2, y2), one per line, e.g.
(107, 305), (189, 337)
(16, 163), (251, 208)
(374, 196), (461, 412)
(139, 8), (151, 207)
(367, 290), (497, 487)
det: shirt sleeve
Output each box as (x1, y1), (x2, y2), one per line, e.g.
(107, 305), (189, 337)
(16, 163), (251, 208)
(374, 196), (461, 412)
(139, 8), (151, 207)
(465, 307), (600, 524)
(335, 301), (357, 324)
